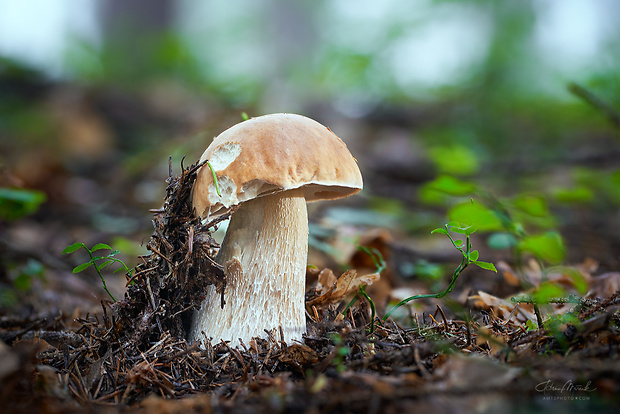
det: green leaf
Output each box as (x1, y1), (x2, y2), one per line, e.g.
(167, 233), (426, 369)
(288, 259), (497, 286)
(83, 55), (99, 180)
(62, 242), (86, 255)
(106, 257), (129, 272)
(512, 194), (550, 218)
(449, 225), (477, 236)
(525, 319), (537, 331)
(431, 227), (449, 236)
(552, 186), (594, 204)
(428, 144), (480, 175)
(533, 282), (567, 303)
(473, 260), (497, 272)
(91, 243), (112, 252)
(549, 266), (588, 295)
(454, 239), (464, 247)
(0, 187), (47, 221)
(448, 201), (503, 232)
(487, 233), (517, 250)
(73, 262), (93, 273)
(469, 250), (479, 261)
(13, 273), (32, 290)
(418, 186), (451, 205)
(518, 231), (566, 264)
(418, 175), (477, 204)
(97, 260), (113, 270)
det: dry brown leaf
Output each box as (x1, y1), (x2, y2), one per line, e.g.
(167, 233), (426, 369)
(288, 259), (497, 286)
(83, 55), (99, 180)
(332, 270), (378, 299)
(278, 343), (320, 366)
(589, 272), (620, 298)
(468, 291), (535, 323)
(316, 268), (337, 295)
(496, 261), (521, 287)
(308, 269), (380, 306)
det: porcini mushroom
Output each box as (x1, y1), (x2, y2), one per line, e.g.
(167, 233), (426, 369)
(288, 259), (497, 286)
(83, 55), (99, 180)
(189, 113), (362, 347)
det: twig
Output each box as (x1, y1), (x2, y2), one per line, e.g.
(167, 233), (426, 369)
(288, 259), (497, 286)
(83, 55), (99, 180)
(579, 288), (620, 320)
(147, 243), (173, 265)
(125, 266), (157, 287)
(568, 82), (620, 129)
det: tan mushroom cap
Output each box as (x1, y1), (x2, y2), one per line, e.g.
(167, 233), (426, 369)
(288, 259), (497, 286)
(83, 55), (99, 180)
(193, 113), (363, 218)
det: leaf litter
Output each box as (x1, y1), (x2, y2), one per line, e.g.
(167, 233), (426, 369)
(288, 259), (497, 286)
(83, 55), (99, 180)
(1, 159), (619, 413)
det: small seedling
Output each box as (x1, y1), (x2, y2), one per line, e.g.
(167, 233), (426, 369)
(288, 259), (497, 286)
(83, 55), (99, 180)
(383, 222), (497, 320)
(62, 242), (130, 302)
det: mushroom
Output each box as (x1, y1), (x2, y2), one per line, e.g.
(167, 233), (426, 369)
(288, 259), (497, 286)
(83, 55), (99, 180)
(189, 113), (362, 347)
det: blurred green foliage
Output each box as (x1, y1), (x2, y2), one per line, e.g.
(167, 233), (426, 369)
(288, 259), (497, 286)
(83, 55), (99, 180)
(428, 145), (480, 176)
(0, 258), (45, 307)
(0, 187), (46, 221)
(518, 231), (565, 265)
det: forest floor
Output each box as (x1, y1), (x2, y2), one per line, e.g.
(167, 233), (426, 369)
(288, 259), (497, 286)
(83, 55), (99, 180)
(1, 156), (619, 414)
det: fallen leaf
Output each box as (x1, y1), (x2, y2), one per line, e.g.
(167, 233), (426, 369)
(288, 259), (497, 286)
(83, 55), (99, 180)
(278, 343), (320, 366)
(308, 269), (380, 306)
(588, 272), (620, 298)
(468, 291), (536, 323)
(496, 261), (521, 287)
(317, 268), (337, 295)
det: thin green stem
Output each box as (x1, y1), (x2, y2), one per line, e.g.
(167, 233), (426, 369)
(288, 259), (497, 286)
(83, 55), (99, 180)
(87, 250), (117, 302)
(359, 285), (376, 334)
(206, 161), (221, 197)
(382, 229), (470, 321)
(358, 246), (386, 273)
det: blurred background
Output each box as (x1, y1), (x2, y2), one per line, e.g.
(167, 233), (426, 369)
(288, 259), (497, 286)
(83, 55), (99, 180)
(1, 0), (620, 316)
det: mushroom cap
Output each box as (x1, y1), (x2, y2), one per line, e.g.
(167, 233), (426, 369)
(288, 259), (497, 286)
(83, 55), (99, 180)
(193, 113), (363, 218)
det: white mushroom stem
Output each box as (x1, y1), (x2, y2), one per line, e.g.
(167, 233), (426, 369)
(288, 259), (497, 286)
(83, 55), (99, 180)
(189, 189), (308, 347)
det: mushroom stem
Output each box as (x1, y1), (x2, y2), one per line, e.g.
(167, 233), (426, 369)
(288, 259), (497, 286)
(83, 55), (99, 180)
(190, 189), (308, 347)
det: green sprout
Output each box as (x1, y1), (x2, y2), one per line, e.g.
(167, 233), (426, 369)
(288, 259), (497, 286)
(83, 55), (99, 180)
(62, 242), (130, 302)
(383, 222), (497, 321)
(205, 161), (221, 197)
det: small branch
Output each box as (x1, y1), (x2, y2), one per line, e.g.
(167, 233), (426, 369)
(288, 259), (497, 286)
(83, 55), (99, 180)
(147, 242), (173, 265)
(568, 82), (620, 129)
